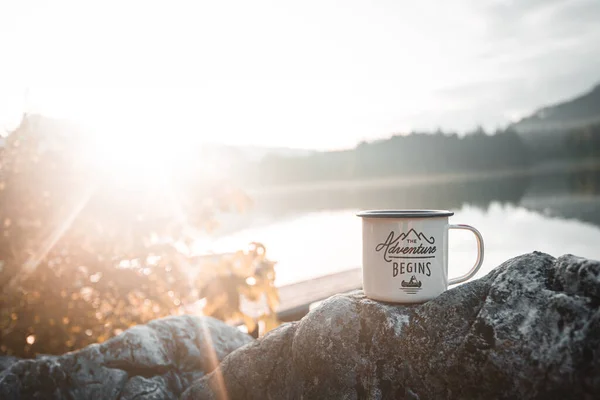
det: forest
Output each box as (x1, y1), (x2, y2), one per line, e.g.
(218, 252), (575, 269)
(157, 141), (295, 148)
(251, 123), (600, 186)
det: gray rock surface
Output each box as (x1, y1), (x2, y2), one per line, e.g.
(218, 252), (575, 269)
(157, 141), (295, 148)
(183, 252), (600, 400)
(0, 356), (19, 372)
(0, 315), (253, 399)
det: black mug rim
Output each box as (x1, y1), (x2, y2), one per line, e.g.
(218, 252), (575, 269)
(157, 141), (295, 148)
(356, 209), (454, 218)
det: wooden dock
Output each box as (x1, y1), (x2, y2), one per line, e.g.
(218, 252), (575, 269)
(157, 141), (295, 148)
(192, 253), (363, 327)
(275, 267), (362, 321)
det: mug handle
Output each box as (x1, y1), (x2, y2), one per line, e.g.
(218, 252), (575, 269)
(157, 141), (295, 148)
(448, 224), (484, 285)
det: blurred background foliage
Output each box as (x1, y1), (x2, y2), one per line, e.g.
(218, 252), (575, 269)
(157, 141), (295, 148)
(196, 242), (280, 335)
(0, 114), (279, 357)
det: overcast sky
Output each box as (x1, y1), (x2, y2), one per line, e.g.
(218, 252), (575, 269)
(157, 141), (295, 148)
(0, 0), (599, 150)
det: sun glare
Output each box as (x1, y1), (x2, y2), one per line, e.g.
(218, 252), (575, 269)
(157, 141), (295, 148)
(89, 129), (173, 180)
(77, 109), (199, 185)
(23, 87), (232, 184)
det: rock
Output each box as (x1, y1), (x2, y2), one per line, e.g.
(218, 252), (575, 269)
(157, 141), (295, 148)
(0, 356), (19, 372)
(98, 315), (252, 374)
(183, 252), (600, 400)
(183, 322), (299, 399)
(0, 315), (253, 399)
(59, 354), (129, 400)
(119, 375), (175, 400)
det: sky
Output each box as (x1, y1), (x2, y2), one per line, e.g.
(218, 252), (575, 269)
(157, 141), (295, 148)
(0, 0), (599, 150)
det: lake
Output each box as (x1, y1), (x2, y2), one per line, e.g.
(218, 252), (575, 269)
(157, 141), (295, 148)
(193, 165), (600, 287)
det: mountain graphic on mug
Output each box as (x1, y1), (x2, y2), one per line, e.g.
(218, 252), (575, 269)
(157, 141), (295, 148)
(401, 275), (422, 288)
(398, 228), (435, 244)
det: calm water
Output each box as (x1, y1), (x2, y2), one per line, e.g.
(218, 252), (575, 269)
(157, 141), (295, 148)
(194, 167), (600, 286)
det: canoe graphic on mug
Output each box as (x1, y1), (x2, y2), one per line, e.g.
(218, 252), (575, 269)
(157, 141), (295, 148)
(401, 275), (422, 288)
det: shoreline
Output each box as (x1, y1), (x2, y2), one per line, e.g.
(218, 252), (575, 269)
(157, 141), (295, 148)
(244, 159), (600, 197)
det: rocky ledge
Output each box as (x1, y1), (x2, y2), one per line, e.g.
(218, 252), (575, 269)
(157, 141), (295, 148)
(0, 316), (253, 399)
(184, 252), (600, 400)
(1, 252), (599, 399)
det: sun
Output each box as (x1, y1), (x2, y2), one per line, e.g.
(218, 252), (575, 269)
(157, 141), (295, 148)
(26, 87), (202, 183)
(24, 87), (246, 187)
(82, 117), (180, 184)
(105, 131), (170, 170)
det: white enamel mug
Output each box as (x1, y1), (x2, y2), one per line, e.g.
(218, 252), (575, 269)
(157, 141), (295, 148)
(357, 210), (484, 303)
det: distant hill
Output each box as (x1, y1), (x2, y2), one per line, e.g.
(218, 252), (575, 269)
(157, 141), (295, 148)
(223, 145), (316, 162)
(511, 83), (600, 134)
(200, 143), (316, 163)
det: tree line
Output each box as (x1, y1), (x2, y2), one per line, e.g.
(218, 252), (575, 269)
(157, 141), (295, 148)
(250, 123), (600, 186)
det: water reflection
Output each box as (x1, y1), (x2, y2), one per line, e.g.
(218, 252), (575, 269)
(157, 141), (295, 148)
(198, 167), (600, 285)
(249, 175), (530, 218)
(520, 169), (600, 226)
(236, 167), (600, 230)
(202, 204), (600, 286)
